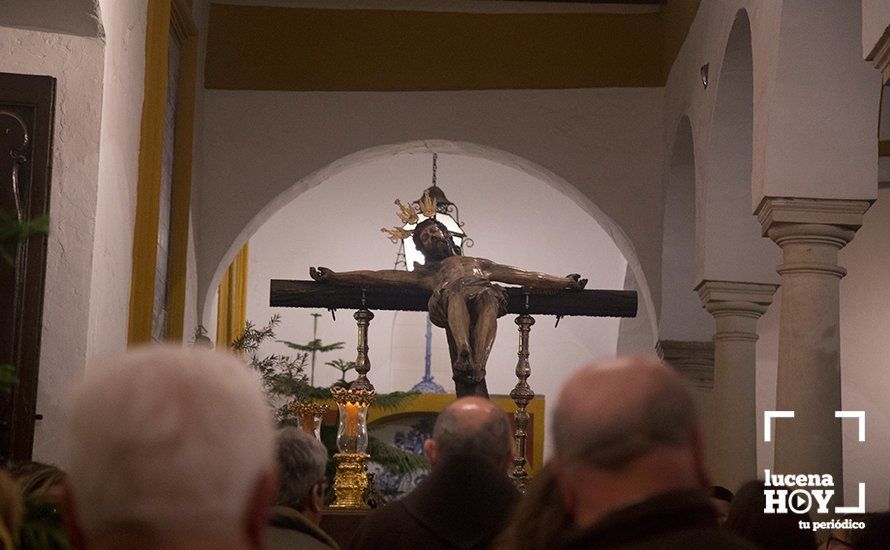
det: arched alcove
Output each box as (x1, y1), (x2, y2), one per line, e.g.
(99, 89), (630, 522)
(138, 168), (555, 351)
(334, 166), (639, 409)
(703, 9), (779, 284)
(210, 147), (656, 458)
(660, 117), (712, 341)
(201, 140), (658, 341)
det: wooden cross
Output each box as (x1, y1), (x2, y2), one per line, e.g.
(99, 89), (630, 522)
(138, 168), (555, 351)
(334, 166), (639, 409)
(270, 279), (637, 490)
(270, 280), (637, 318)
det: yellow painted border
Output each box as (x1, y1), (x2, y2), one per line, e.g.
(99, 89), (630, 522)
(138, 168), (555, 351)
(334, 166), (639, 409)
(128, 0), (198, 344)
(165, 0), (199, 342)
(205, 1), (700, 91)
(367, 393), (546, 474)
(216, 243), (250, 349)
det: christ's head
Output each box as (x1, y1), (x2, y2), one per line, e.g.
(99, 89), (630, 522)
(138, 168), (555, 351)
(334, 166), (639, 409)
(413, 218), (459, 262)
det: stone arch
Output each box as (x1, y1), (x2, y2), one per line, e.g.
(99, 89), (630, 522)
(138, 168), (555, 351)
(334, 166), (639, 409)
(200, 140), (657, 340)
(701, 8), (779, 284)
(659, 116), (712, 341)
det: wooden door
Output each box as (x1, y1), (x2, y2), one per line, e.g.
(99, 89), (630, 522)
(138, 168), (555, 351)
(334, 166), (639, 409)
(0, 72), (55, 462)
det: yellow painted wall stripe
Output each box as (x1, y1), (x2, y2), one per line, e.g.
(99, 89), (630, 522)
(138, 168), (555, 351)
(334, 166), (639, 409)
(130, 0), (198, 344)
(216, 243), (250, 349)
(128, 0), (172, 345)
(165, 22), (198, 342)
(205, 1), (700, 91)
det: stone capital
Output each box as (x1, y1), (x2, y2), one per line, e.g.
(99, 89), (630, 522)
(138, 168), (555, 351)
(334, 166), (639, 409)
(696, 280), (778, 316)
(656, 340), (714, 389)
(867, 25), (890, 84)
(755, 197), (871, 237)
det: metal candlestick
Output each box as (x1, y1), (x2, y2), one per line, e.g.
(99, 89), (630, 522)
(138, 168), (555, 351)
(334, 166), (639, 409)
(510, 293), (536, 492)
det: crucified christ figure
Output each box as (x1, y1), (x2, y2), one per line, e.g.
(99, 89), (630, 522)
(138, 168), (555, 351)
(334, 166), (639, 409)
(310, 216), (586, 398)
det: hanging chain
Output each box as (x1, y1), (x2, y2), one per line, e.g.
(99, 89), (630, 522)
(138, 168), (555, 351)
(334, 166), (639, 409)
(431, 152), (437, 187)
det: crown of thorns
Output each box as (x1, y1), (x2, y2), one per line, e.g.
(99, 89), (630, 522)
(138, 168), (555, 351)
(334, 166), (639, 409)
(380, 190), (438, 242)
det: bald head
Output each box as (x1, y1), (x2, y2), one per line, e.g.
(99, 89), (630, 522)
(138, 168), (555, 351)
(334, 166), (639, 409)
(553, 356), (697, 469)
(428, 397), (512, 467)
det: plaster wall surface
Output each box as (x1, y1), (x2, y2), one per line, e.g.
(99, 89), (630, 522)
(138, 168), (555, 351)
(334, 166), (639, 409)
(836, 187), (890, 510)
(87, 0), (147, 360)
(0, 25), (104, 463)
(660, 118), (713, 341)
(244, 152), (629, 459)
(199, 88), (664, 339)
(862, 0), (890, 58)
(759, 0), (878, 202)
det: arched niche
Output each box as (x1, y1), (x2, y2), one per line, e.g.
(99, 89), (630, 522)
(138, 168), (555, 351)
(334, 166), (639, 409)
(201, 140), (658, 341)
(701, 9), (779, 285)
(230, 149), (653, 458)
(660, 116), (712, 341)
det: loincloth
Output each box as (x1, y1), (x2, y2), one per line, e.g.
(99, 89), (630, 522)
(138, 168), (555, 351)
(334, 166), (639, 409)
(428, 277), (508, 328)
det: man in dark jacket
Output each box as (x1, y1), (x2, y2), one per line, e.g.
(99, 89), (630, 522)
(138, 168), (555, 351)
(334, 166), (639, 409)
(349, 397), (518, 550)
(552, 356), (758, 549)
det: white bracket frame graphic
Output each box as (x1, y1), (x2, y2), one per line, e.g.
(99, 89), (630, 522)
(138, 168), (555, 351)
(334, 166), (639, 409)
(763, 410), (795, 442)
(835, 410), (866, 442)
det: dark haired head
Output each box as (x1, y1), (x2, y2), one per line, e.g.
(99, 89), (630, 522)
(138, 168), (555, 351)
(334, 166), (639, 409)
(412, 217), (459, 261)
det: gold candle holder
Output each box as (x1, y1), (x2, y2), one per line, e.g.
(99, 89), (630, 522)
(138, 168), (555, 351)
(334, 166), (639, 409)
(331, 452), (372, 509)
(330, 386), (376, 508)
(290, 400), (329, 441)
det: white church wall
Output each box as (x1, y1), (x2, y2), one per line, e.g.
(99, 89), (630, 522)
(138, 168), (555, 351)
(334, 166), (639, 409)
(0, 25), (105, 462)
(757, 0), (878, 204)
(244, 152), (628, 458)
(198, 88), (664, 342)
(87, 0), (147, 361)
(660, 117), (714, 341)
(837, 187), (890, 510)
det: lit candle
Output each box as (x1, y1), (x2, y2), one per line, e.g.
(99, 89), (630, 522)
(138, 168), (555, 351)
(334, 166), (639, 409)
(345, 401), (359, 441)
(300, 414), (315, 434)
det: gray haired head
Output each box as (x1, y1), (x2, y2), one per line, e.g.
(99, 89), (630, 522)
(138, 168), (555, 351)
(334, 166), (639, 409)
(274, 427), (329, 511)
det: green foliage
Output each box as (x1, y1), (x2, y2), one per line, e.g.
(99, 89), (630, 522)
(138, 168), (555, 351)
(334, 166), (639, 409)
(279, 338), (345, 354)
(232, 315), (312, 412)
(0, 210), (50, 394)
(372, 391), (420, 411)
(0, 363), (17, 394)
(0, 210), (48, 267)
(326, 358), (356, 385)
(234, 314), (427, 488)
(367, 436), (430, 475)
(278, 313), (346, 385)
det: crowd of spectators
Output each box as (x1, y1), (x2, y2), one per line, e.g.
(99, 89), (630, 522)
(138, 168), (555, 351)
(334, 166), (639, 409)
(1, 347), (887, 549)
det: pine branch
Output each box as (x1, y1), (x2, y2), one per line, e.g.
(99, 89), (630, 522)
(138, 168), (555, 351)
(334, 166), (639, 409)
(371, 391), (420, 411)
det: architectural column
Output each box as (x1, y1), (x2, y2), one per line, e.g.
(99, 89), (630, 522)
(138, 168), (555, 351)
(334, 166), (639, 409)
(756, 198), (870, 502)
(696, 280), (778, 491)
